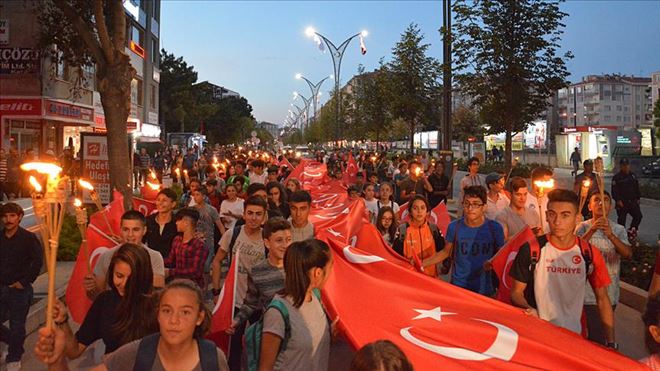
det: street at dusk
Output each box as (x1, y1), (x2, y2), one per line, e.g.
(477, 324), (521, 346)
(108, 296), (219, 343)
(1, 1), (660, 370)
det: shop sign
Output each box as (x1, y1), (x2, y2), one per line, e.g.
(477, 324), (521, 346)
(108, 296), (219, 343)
(45, 100), (93, 123)
(81, 133), (111, 204)
(616, 136), (631, 144)
(148, 111), (158, 125)
(0, 47), (40, 74)
(0, 19), (8, 45)
(141, 123), (161, 138)
(127, 120), (139, 132)
(0, 97), (42, 116)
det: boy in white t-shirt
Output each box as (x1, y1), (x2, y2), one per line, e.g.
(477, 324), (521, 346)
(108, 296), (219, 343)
(509, 189), (617, 349)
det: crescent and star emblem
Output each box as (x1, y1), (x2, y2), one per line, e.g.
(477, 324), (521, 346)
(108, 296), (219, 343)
(400, 307), (518, 361)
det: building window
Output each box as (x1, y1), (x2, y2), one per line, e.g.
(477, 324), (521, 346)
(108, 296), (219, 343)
(604, 115), (611, 121)
(152, 38), (159, 65)
(132, 24), (145, 47)
(604, 105), (611, 111)
(137, 79), (144, 106)
(616, 116), (621, 122)
(616, 105), (622, 111)
(150, 84), (156, 109)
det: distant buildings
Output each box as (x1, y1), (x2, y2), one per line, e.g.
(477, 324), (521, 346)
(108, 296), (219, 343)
(0, 0), (162, 155)
(256, 121), (279, 139)
(652, 71), (660, 116)
(195, 81), (240, 100)
(556, 74), (653, 129)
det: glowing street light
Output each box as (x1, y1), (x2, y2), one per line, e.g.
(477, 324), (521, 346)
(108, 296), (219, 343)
(295, 73), (333, 120)
(305, 26), (368, 142)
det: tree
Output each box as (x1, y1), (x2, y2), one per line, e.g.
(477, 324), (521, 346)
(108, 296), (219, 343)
(452, 105), (485, 141)
(204, 96), (255, 145)
(159, 50), (199, 133)
(39, 0), (136, 205)
(387, 24), (442, 152)
(350, 62), (394, 145)
(453, 0), (572, 168)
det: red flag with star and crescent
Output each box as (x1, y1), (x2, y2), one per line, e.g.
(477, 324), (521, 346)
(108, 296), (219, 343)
(65, 192), (124, 323)
(342, 153), (358, 186)
(490, 227), (537, 304)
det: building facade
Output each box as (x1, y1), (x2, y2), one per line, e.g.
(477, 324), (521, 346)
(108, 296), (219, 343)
(556, 74), (652, 129)
(652, 71), (660, 117)
(256, 121), (279, 140)
(0, 0), (161, 157)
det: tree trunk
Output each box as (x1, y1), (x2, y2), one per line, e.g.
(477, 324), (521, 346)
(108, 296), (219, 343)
(505, 122), (513, 173)
(97, 54), (134, 209)
(409, 120), (415, 154)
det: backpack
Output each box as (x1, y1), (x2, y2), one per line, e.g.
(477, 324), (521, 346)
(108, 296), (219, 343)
(226, 226), (242, 265)
(245, 289), (322, 371)
(523, 235), (594, 309)
(133, 333), (219, 371)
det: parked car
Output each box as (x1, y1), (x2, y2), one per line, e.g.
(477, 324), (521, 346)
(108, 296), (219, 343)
(642, 159), (660, 177)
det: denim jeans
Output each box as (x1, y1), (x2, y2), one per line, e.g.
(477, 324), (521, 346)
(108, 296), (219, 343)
(0, 284), (33, 362)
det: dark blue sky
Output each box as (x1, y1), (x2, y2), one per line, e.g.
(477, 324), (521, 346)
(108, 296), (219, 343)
(161, 1), (660, 125)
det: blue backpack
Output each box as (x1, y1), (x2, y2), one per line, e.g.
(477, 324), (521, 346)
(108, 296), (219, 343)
(245, 289), (321, 371)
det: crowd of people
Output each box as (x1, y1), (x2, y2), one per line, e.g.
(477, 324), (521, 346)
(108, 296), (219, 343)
(0, 143), (657, 370)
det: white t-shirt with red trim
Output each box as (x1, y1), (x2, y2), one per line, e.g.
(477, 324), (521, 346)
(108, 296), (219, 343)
(510, 237), (611, 334)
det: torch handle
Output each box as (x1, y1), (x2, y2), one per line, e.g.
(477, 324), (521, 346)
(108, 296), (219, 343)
(77, 223), (91, 273)
(46, 239), (58, 330)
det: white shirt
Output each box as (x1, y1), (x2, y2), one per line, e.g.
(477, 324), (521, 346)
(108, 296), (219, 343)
(249, 172), (268, 185)
(220, 198), (244, 229)
(485, 191), (509, 220)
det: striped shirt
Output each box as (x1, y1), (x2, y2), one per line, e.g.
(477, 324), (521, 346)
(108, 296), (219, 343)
(234, 258), (284, 326)
(0, 158), (7, 182)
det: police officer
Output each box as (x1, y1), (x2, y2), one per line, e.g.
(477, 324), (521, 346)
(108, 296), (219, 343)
(611, 158), (642, 235)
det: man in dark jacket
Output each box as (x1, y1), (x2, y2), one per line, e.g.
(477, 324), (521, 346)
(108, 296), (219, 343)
(611, 158), (642, 236)
(0, 202), (43, 368)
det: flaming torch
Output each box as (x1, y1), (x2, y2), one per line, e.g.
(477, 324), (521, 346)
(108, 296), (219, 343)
(594, 157), (607, 217)
(78, 179), (117, 241)
(28, 176), (50, 263)
(533, 179), (555, 232)
(73, 198), (90, 273)
(20, 162), (66, 330)
(578, 179), (591, 213)
(174, 168), (181, 183)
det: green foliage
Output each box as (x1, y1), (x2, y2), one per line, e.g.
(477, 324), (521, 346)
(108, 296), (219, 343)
(453, 0), (572, 166)
(452, 105), (485, 141)
(455, 159), (552, 179)
(640, 180), (660, 200)
(159, 50), (201, 133)
(57, 215), (82, 261)
(621, 242), (655, 290)
(386, 23), (442, 152)
(346, 62), (394, 143)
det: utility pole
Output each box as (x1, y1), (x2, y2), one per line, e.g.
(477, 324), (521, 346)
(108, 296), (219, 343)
(441, 0), (452, 151)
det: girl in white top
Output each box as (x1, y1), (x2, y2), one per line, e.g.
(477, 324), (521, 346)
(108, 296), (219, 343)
(259, 239), (337, 371)
(376, 182), (400, 213)
(220, 184), (244, 230)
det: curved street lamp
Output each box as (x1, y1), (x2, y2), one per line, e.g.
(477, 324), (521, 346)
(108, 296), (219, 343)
(305, 26), (368, 143)
(295, 73), (333, 120)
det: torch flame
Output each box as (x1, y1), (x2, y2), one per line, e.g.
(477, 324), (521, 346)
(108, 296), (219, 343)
(415, 167), (422, 177)
(147, 181), (161, 190)
(183, 169), (188, 175)
(371, 156), (377, 162)
(29, 176), (43, 192)
(150, 170), (157, 180)
(582, 179), (591, 188)
(175, 168), (181, 176)
(78, 179), (94, 191)
(534, 179), (555, 189)
(20, 162), (62, 178)
(74, 198), (82, 208)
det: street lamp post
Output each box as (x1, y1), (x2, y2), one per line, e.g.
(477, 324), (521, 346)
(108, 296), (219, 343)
(305, 27), (367, 144)
(295, 73), (332, 120)
(293, 91), (312, 132)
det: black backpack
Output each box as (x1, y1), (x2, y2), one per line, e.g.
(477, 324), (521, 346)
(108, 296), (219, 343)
(133, 333), (219, 371)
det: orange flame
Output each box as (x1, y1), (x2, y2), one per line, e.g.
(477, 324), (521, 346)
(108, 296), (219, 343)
(146, 181), (161, 190)
(175, 168), (181, 176)
(78, 179), (94, 191)
(74, 198), (83, 208)
(20, 162), (62, 178)
(29, 176), (42, 192)
(534, 179), (555, 189)
(150, 170), (157, 180)
(582, 179), (591, 188)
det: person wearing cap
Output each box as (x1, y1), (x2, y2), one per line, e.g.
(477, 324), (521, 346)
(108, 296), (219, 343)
(611, 158), (642, 236)
(165, 208), (207, 289)
(485, 172), (509, 220)
(0, 202), (43, 369)
(574, 159), (599, 219)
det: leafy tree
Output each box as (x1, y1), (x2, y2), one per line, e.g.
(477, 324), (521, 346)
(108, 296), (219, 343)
(38, 0), (136, 204)
(349, 62), (394, 145)
(159, 50), (199, 133)
(204, 96), (255, 145)
(452, 104), (485, 141)
(453, 0), (572, 168)
(386, 23), (442, 152)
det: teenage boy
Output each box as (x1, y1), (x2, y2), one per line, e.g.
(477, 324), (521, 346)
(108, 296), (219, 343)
(485, 172), (508, 220)
(576, 191), (632, 344)
(0, 203), (42, 370)
(496, 177), (542, 240)
(458, 157), (485, 217)
(228, 161), (250, 192)
(211, 196), (267, 370)
(165, 208), (207, 289)
(424, 186), (505, 296)
(88, 211), (165, 299)
(399, 161), (433, 204)
(289, 190), (315, 242)
(225, 217), (292, 335)
(144, 188), (179, 258)
(428, 161), (450, 208)
(509, 189), (616, 348)
(191, 187), (225, 257)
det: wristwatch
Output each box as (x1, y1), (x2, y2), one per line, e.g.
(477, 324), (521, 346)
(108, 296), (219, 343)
(606, 342), (618, 350)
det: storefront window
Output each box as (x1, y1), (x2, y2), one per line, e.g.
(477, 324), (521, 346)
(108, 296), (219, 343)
(9, 120), (41, 156)
(63, 126), (94, 157)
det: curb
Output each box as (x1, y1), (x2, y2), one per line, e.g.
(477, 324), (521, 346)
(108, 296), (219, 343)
(620, 282), (648, 313)
(641, 197), (660, 208)
(25, 286), (68, 336)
